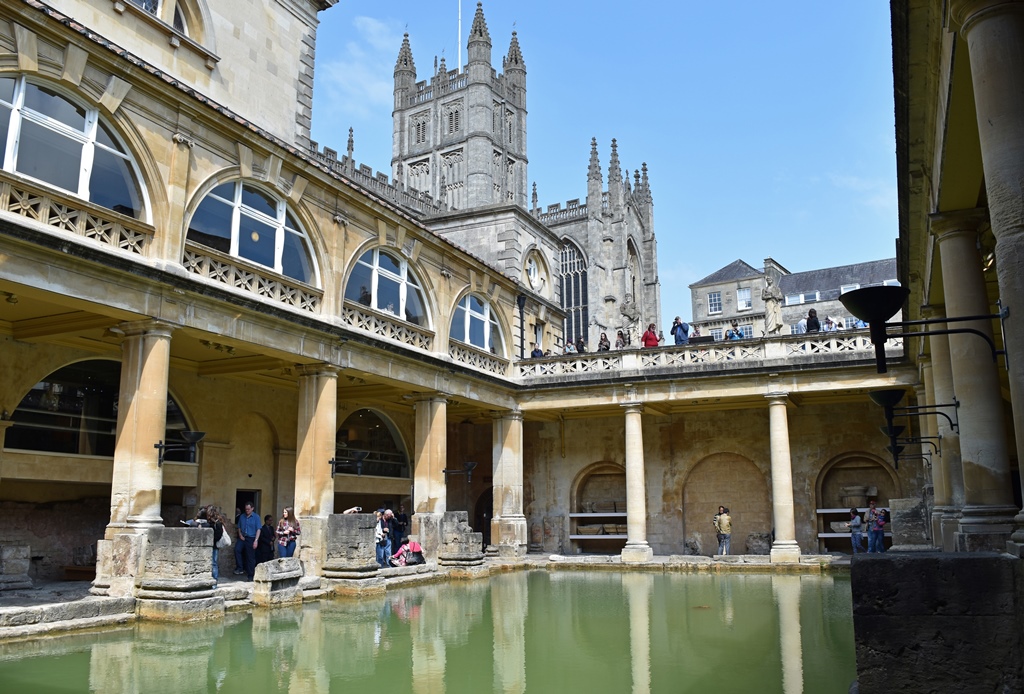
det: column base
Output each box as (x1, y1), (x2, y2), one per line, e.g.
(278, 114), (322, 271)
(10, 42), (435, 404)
(620, 543), (654, 563)
(1009, 510), (1024, 545)
(491, 514), (528, 557)
(940, 514), (960, 553)
(956, 505), (1015, 552)
(770, 541), (801, 564)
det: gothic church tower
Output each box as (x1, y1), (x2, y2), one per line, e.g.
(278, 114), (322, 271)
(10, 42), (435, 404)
(392, 3), (527, 210)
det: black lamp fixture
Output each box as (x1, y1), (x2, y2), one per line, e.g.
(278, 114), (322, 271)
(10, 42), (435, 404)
(154, 430), (205, 467)
(329, 450), (370, 477)
(516, 294), (527, 361)
(840, 285), (1007, 374)
(869, 388), (957, 468)
(443, 460), (479, 483)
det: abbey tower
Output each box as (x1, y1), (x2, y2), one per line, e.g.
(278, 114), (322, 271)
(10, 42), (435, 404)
(392, 2), (660, 349)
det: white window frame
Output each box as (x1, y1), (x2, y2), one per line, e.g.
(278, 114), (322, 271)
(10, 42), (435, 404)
(840, 283), (860, 294)
(188, 181), (319, 285)
(710, 328), (723, 341)
(0, 75), (148, 222)
(707, 291), (722, 315)
(736, 287), (752, 311)
(739, 324), (753, 338)
(347, 247), (429, 326)
(450, 294), (505, 356)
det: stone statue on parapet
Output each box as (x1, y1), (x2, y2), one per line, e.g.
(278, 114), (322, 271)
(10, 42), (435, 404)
(762, 275), (784, 335)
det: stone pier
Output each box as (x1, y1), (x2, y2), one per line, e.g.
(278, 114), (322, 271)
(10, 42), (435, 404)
(438, 512), (484, 567)
(134, 528), (223, 621)
(253, 557), (303, 606)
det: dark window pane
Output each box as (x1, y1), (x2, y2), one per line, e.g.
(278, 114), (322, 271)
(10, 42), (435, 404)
(95, 122), (126, 153)
(90, 148), (142, 218)
(469, 295), (485, 313)
(357, 250), (373, 265)
(450, 304), (466, 340)
(405, 286), (426, 326)
(0, 77), (14, 104)
(377, 275), (401, 316)
(24, 83), (86, 130)
(210, 182), (235, 201)
(0, 104), (10, 169)
(378, 251), (401, 275)
(281, 230), (313, 283)
(469, 313), (485, 348)
(345, 262), (373, 304)
(173, 4), (186, 33)
(241, 185), (277, 218)
(237, 214), (276, 269)
(16, 120), (82, 192)
(127, 0), (159, 13)
(187, 196), (232, 253)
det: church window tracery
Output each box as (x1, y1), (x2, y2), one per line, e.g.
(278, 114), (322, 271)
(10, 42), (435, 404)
(186, 181), (318, 285)
(450, 294), (505, 356)
(559, 241), (588, 345)
(0, 75), (146, 220)
(344, 247), (428, 327)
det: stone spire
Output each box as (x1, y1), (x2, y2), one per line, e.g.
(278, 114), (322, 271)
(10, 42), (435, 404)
(607, 139), (622, 211)
(346, 127), (354, 161)
(588, 137), (602, 182)
(467, 2), (491, 64)
(587, 138), (603, 218)
(531, 182), (538, 212)
(438, 55), (447, 76)
(505, 30), (525, 70)
(641, 162), (650, 199)
(395, 33), (415, 74)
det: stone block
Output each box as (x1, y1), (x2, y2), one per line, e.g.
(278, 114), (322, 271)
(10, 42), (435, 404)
(136, 596), (224, 622)
(889, 497), (930, 550)
(252, 557), (303, 606)
(92, 533), (145, 597)
(0, 543), (32, 590)
(296, 516), (326, 578)
(851, 553), (1023, 693)
(134, 528), (221, 619)
(438, 511), (484, 566)
(412, 512), (442, 561)
(322, 513), (378, 578)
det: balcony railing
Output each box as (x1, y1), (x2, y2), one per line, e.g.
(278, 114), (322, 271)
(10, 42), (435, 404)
(182, 244), (322, 313)
(341, 301), (434, 350)
(449, 341), (509, 377)
(516, 331), (904, 381)
(0, 173), (153, 255)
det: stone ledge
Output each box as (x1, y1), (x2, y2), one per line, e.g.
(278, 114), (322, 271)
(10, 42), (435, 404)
(0, 596), (134, 628)
(0, 612), (134, 641)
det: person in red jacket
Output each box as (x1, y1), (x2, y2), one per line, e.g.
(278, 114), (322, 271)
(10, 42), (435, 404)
(641, 323), (661, 348)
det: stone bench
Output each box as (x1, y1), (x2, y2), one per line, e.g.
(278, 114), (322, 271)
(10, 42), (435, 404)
(253, 557), (303, 606)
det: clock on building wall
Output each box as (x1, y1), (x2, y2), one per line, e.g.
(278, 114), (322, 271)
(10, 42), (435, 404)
(526, 255), (542, 290)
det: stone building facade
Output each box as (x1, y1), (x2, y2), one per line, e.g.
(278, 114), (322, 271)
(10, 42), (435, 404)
(0, 0), (927, 595)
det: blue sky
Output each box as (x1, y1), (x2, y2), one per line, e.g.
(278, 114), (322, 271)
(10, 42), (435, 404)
(310, 2), (897, 323)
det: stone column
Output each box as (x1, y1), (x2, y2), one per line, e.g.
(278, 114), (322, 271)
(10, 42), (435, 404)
(930, 326), (966, 552)
(412, 394), (448, 560)
(108, 320), (175, 534)
(932, 213), (1016, 551)
(620, 403), (653, 563)
(294, 364), (338, 578)
(491, 572), (527, 694)
(919, 358), (946, 547)
(490, 409), (527, 558)
(767, 393), (800, 563)
(951, 1), (1024, 552)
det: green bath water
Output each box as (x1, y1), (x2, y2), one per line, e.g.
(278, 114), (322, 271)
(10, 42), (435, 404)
(0, 571), (856, 693)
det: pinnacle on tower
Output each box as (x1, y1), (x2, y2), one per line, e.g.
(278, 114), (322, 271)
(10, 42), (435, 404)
(438, 55), (447, 75)
(634, 169), (641, 191)
(470, 2), (491, 43)
(505, 31), (525, 69)
(588, 138), (602, 182)
(347, 127), (354, 161)
(608, 138), (621, 182)
(395, 33), (415, 74)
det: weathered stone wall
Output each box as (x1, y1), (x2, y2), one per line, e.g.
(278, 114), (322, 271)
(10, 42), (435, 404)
(322, 513), (377, 577)
(525, 400), (924, 556)
(852, 553), (1023, 692)
(0, 496), (108, 581)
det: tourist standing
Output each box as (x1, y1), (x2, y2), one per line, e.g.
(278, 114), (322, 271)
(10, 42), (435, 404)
(615, 330), (627, 349)
(276, 507), (301, 558)
(846, 508), (864, 554)
(597, 333), (611, 351)
(374, 510), (391, 568)
(805, 308), (821, 333)
(714, 507), (732, 555)
(641, 323), (661, 348)
(865, 501), (885, 553)
(237, 502), (261, 579)
(233, 507), (245, 575)
(208, 506), (226, 585)
(394, 504), (409, 549)
(530, 342), (544, 358)
(256, 514), (276, 565)
(670, 316), (689, 345)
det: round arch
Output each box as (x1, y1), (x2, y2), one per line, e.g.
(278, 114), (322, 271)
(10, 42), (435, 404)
(682, 452), (771, 556)
(341, 238), (436, 330)
(446, 288), (511, 358)
(570, 461), (626, 513)
(815, 451), (902, 508)
(335, 408), (411, 479)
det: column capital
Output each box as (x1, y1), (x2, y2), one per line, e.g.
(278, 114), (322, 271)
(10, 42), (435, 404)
(765, 392), (791, 406)
(950, 0), (1024, 34)
(411, 391), (451, 406)
(620, 402), (644, 415)
(929, 208), (989, 239)
(295, 362), (340, 378)
(490, 408), (524, 422)
(117, 318), (177, 339)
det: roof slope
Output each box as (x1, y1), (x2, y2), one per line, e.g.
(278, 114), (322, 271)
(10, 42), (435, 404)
(690, 259), (762, 287)
(779, 258), (897, 302)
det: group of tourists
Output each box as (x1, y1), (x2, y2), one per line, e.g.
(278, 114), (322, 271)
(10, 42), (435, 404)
(375, 506), (421, 568)
(220, 503), (301, 582)
(847, 501), (887, 554)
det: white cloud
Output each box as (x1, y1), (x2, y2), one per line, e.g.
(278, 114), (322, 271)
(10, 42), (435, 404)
(316, 17), (403, 121)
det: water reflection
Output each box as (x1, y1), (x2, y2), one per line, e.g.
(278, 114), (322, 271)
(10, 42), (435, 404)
(0, 572), (854, 693)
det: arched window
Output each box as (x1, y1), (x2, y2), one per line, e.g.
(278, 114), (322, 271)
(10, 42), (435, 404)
(0, 76), (145, 219)
(5, 360), (191, 460)
(449, 294), (505, 356)
(344, 248), (428, 326)
(560, 241), (588, 344)
(186, 181), (318, 285)
(336, 409), (409, 479)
